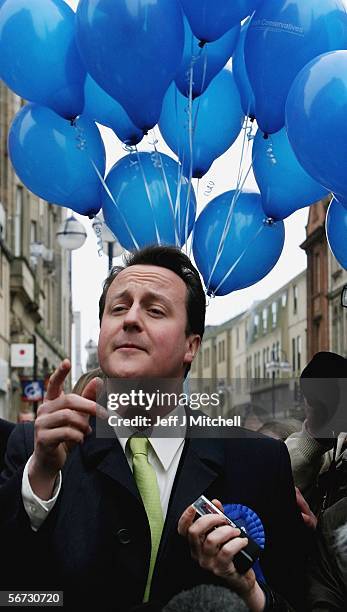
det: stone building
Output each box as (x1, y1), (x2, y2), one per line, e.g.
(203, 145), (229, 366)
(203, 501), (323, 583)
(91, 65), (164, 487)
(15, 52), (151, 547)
(301, 198), (347, 359)
(190, 270), (307, 424)
(0, 84), (72, 420)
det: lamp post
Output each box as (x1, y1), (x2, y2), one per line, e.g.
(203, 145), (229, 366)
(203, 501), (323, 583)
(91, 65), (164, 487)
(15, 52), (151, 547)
(265, 349), (291, 418)
(56, 215), (87, 384)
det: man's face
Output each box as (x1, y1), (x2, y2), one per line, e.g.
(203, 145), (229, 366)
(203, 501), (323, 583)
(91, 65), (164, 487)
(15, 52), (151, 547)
(98, 264), (200, 378)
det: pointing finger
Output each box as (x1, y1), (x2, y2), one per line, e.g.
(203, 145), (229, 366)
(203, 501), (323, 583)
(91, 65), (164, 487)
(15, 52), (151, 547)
(45, 359), (71, 401)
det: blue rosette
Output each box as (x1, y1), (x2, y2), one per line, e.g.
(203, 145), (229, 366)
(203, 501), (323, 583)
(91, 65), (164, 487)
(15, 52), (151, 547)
(223, 503), (266, 583)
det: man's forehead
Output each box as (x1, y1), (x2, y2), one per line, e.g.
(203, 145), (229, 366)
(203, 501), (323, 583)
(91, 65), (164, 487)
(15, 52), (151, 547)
(107, 264), (187, 298)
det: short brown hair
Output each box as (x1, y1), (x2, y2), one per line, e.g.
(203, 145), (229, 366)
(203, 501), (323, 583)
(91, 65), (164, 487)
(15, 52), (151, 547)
(98, 245), (206, 342)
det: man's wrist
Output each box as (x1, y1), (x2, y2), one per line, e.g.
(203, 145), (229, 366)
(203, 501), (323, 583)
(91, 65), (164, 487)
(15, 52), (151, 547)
(241, 582), (266, 612)
(28, 455), (59, 500)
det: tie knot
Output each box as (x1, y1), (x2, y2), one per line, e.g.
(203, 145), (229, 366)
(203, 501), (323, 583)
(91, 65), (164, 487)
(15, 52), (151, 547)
(129, 435), (149, 457)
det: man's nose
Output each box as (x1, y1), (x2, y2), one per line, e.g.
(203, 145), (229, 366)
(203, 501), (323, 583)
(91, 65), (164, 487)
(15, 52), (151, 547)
(122, 303), (143, 331)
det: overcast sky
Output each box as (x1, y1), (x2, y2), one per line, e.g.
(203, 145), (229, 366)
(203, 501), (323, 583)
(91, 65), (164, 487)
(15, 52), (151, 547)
(65, 0), (308, 370)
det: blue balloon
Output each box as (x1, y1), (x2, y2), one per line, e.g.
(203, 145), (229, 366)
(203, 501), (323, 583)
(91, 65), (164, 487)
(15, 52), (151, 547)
(233, 19), (255, 118)
(245, 0), (347, 134)
(76, 0), (184, 132)
(326, 198), (347, 269)
(180, 0), (261, 43)
(175, 17), (240, 98)
(193, 190), (285, 295)
(159, 68), (244, 178)
(286, 50), (347, 201)
(8, 104), (106, 216)
(102, 152), (196, 250)
(83, 75), (143, 146)
(252, 128), (328, 221)
(0, 0), (85, 119)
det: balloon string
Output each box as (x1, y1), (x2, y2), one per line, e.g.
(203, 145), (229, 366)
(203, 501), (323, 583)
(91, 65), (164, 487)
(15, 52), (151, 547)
(174, 86), (183, 241)
(188, 178), (199, 259)
(135, 146), (162, 246)
(150, 128), (180, 247)
(213, 223), (264, 295)
(89, 157), (140, 251)
(205, 155), (255, 293)
(184, 61), (194, 253)
(205, 116), (250, 291)
(91, 215), (105, 258)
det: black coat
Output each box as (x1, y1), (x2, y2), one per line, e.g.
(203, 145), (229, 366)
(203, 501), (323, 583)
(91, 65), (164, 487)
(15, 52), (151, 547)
(308, 496), (347, 611)
(0, 418), (308, 611)
(0, 418), (15, 473)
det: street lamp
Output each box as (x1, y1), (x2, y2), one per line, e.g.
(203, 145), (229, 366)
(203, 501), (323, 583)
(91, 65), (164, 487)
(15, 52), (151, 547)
(56, 215), (87, 251)
(341, 284), (347, 308)
(265, 349), (291, 418)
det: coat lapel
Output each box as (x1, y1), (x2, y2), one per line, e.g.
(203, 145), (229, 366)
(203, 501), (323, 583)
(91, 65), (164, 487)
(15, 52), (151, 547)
(156, 435), (225, 567)
(80, 417), (141, 502)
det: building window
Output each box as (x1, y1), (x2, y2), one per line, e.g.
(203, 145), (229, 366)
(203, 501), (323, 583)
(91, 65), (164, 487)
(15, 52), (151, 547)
(235, 365), (241, 393)
(297, 336), (302, 372)
(281, 292), (287, 308)
(292, 337), (296, 372)
(204, 347), (210, 368)
(218, 340), (225, 363)
(254, 314), (259, 337)
(14, 186), (23, 257)
(272, 301), (277, 328)
(246, 355), (252, 378)
(315, 252), (321, 293)
(293, 285), (298, 314)
(254, 351), (261, 378)
(276, 341), (280, 361)
(262, 308), (268, 333)
(30, 220), (37, 244)
(263, 348), (267, 378)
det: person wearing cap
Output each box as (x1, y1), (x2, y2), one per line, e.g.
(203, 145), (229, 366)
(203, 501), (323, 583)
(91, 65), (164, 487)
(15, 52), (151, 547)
(286, 351), (347, 514)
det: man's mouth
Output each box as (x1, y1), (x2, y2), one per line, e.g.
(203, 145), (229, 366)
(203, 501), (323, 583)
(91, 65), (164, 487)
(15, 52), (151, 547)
(115, 343), (147, 352)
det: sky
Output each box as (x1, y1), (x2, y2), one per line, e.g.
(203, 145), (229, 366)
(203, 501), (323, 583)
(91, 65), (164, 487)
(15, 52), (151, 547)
(65, 0), (309, 370)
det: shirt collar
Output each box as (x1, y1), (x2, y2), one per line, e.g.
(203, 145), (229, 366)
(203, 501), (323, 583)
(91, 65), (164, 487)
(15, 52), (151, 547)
(116, 404), (186, 471)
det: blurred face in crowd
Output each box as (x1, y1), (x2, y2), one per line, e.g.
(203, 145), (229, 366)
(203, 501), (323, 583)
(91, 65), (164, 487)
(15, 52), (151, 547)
(98, 265), (200, 379)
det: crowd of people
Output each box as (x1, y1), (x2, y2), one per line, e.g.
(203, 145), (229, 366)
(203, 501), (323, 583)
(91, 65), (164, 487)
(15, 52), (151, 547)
(0, 245), (346, 611)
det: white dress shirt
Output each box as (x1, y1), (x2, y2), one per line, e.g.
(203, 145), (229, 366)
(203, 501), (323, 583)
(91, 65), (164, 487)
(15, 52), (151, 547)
(22, 406), (186, 531)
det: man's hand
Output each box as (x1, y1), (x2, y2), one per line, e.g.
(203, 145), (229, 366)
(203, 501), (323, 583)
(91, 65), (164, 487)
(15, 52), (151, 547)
(178, 499), (265, 612)
(28, 359), (101, 500)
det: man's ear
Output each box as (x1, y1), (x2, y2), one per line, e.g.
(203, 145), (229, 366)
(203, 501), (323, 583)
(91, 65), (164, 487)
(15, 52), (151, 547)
(183, 334), (201, 366)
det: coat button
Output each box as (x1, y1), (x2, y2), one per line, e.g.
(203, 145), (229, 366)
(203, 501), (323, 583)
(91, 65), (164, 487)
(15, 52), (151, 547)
(116, 528), (131, 544)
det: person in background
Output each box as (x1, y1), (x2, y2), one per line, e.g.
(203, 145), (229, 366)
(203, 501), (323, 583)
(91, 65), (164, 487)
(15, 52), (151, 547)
(286, 351), (347, 514)
(0, 418), (15, 473)
(308, 496), (347, 610)
(258, 419), (302, 442)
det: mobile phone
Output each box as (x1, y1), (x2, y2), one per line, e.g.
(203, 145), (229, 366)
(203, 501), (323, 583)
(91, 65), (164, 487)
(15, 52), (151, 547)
(192, 495), (262, 574)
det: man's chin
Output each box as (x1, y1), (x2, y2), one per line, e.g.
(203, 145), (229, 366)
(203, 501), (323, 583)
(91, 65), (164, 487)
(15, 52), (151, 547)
(101, 359), (151, 379)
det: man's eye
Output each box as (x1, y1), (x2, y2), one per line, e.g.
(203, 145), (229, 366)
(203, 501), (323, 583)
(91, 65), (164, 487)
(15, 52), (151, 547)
(112, 305), (126, 313)
(148, 308), (164, 316)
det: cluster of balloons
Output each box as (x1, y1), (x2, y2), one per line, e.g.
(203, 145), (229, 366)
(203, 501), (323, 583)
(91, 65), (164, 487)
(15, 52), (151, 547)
(1, 0), (347, 296)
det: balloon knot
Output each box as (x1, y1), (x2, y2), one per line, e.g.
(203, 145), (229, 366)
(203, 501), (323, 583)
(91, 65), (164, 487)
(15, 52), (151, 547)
(263, 133), (269, 140)
(249, 115), (255, 122)
(264, 217), (275, 226)
(198, 39), (207, 48)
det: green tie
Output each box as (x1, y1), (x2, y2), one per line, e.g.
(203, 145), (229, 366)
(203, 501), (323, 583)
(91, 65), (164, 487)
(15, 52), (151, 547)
(129, 436), (164, 602)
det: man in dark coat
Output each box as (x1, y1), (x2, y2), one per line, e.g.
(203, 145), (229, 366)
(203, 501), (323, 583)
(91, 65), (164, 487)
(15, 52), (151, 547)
(1, 246), (307, 611)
